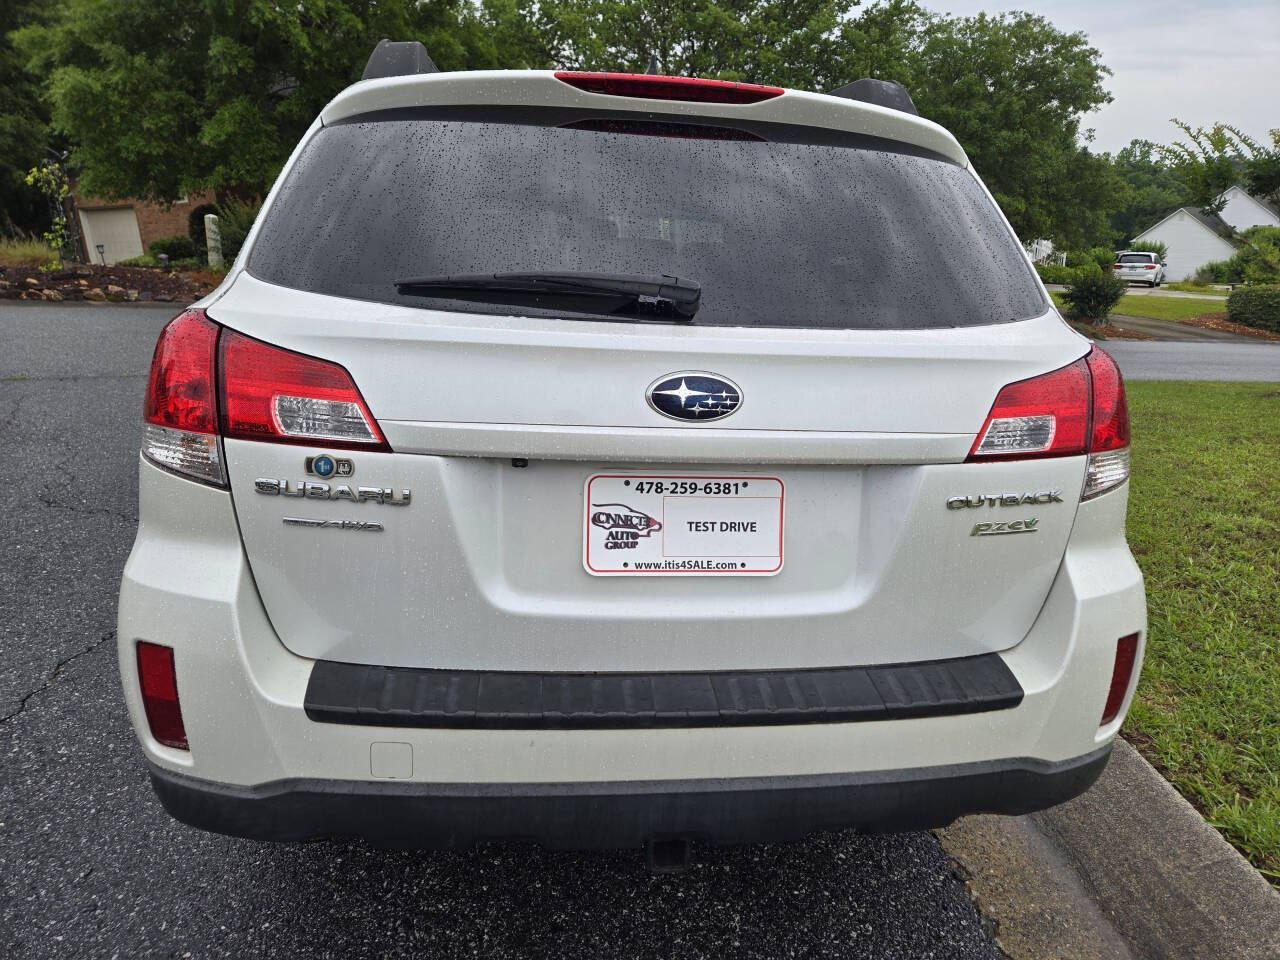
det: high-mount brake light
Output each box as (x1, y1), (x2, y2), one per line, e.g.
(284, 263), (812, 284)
(142, 309), (226, 485)
(554, 71), (784, 105)
(219, 330), (389, 450)
(967, 348), (1131, 500)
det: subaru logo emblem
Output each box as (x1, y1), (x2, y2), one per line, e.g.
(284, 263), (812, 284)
(646, 371), (742, 422)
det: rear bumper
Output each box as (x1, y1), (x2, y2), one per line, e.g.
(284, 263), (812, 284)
(148, 745), (1111, 849)
(119, 457), (1146, 846)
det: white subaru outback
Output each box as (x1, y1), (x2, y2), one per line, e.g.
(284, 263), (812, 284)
(119, 42), (1146, 864)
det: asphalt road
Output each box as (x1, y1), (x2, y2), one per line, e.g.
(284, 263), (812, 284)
(1098, 340), (1280, 381)
(0, 302), (1001, 958)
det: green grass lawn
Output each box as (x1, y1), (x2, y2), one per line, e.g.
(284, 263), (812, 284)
(1111, 294), (1230, 322)
(1049, 291), (1226, 323)
(1124, 381), (1280, 879)
(1163, 282), (1228, 295)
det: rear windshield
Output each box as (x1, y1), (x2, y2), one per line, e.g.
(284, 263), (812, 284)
(248, 107), (1045, 330)
(1119, 253), (1155, 264)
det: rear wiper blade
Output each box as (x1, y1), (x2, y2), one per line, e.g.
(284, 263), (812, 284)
(394, 271), (701, 319)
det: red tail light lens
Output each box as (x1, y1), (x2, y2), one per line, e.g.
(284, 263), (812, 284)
(219, 330), (389, 450)
(554, 71), (784, 105)
(144, 309), (218, 434)
(1101, 633), (1140, 725)
(969, 348), (1132, 497)
(1086, 348), (1129, 452)
(1143, 264), (1156, 270)
(136, 642), (188, 749)
(1112, 263), (1121, 269)
(967, 358), (1091, 460)
(142, 309), (226, 485)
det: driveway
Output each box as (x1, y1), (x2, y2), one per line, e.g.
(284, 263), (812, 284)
(1098, 340), (1280, 381)
(0, 302), (1001, 959)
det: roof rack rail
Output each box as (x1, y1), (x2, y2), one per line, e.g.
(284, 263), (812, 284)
(361, 39), (438, 81)
(827, 78), (918, 116)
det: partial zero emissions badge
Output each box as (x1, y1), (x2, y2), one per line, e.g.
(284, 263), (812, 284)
(304, 454), (354, 479)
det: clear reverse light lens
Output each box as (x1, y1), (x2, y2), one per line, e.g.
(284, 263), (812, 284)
(272, 395), (379, 443)
(143, 423), (227, 485)
(973, 414), (1056, 456)
(1082, 447), (1130, 501)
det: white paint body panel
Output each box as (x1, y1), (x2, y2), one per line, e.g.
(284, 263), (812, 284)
(118, 68), (1146, 803)
(119, 458), (1146, 787)
(206, 273), (1092, 672)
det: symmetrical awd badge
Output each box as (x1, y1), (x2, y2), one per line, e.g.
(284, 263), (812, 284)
(647, 371), (741, 422)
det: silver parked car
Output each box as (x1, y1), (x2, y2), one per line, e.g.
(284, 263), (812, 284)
(1114, 251), (1166, 287)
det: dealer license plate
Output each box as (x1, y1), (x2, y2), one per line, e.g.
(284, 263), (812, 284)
(583, 474), (784, 576)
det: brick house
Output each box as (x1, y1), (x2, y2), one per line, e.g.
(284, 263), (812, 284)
(72, 191), (216, 265)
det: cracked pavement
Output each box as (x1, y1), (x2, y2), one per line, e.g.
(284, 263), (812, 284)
(1, 302), (1004, 959)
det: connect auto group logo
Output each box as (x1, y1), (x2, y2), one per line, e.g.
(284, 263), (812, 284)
(590, 503), (662, 550)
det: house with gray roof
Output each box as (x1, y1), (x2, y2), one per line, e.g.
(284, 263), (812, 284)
(1218, 185), (1280, 231)
(1131, 206), (1238, 282)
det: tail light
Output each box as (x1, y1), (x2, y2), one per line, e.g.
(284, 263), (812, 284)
(1101, 633), (1141, 725)
(141, 309), (389, 486)
(1112, 263), (1121, 269)
(968, 348), (1130, 500)
(554, 71), (783, 105)
(1143, 264), (1156, 270)
(143, 309), (225, 485)
(136, 642), (188, 749)
(220, 330), (388, 449)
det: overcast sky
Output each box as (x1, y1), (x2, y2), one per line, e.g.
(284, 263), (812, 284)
(932, 0), (1279, 155)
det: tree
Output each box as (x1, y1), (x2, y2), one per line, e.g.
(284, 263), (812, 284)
(14, 0), (505, 204)
(1159, 121), (1280, 276)
(498, 0), (877, 91)
(906, 11), (1121, 249)
(1106, 139), (1193, 248)
(0, 0), (55, 235)
(488, 3), (1120, 249)
(1159, 121), (1280, 213)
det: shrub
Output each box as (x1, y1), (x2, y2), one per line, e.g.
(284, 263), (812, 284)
(214, 198), (262, 263)
(1088, 246), (1117, 270)
(1061, 264), (1125, 324)
(1034, 262), (1079, 285)
(0, 235), (58, 268)
(117, 254), (159, 268)
(1062, 248), (1116, 271)
(1226, 285), (1280, 332)
(148, 234), (195, 260)
(1128, 240), (1169, 262)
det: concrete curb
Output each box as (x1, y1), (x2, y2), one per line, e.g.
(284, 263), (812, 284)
(940, 739), (1280, 959)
